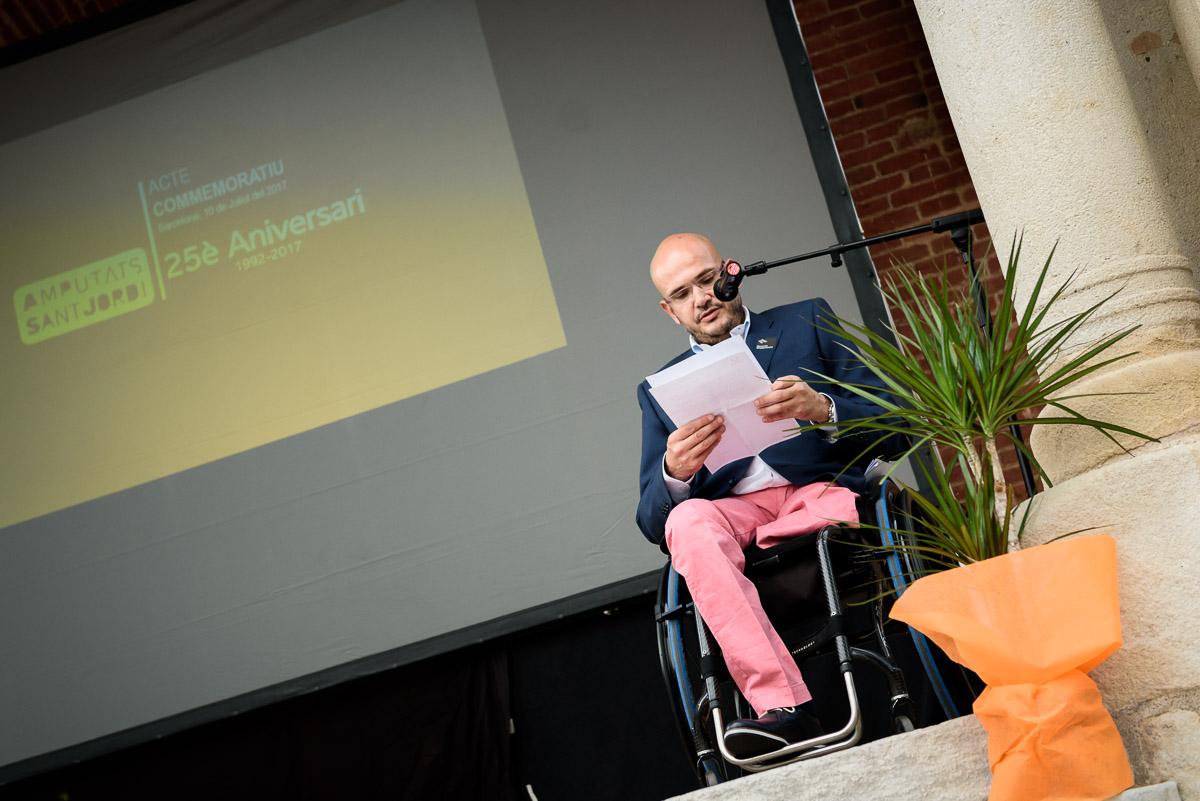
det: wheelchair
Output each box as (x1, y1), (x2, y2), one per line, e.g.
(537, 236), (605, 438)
(653, 462), (980, 786)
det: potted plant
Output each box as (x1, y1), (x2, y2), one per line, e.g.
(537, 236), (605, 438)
(801, 238), (1155, 801)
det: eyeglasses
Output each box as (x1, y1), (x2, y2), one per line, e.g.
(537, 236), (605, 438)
(663, 262), (727, 305)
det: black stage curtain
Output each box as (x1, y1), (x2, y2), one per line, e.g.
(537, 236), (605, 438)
(1, 595), (700, 801)
(2, 649), (516, 801)
(507, 596), (696, 801)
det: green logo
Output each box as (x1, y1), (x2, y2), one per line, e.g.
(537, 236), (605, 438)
(14, 248), (156, 345)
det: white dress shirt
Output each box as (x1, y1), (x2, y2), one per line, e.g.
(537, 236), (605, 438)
(661, 309), (837, 503)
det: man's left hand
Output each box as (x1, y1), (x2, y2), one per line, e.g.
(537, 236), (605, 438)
(754, 375), (829, 423)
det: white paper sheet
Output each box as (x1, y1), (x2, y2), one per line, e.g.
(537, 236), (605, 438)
(647, 336), (794, 472)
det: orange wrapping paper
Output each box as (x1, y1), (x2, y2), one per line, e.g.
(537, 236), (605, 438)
(890, 535), (1133, 801)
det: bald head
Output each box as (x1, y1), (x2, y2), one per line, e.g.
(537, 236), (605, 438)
(650, 233), (722, 296)
(649, 232), (744, 345)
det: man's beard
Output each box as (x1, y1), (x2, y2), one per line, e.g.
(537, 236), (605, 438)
(689, 303), (745, 345)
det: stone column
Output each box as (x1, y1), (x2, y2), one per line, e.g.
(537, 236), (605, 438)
(911, 1), (1200, 796)
(1170, 0), (1200, 88)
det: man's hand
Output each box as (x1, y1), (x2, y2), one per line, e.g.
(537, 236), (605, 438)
(665, 414), (725, 481)
(755, 375), (829, 424)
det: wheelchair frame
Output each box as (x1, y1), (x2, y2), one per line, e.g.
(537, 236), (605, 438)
(654, 473), (968, 784)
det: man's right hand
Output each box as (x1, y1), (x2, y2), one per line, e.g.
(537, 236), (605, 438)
(664, 414), (725, 481)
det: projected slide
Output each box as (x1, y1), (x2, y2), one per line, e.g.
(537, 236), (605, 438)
(0, 0), (565, 528)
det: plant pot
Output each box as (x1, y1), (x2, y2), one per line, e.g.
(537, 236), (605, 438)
(889, 535), (1133, 801)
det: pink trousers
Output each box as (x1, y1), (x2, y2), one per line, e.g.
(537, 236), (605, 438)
(664, 483), (859, 716)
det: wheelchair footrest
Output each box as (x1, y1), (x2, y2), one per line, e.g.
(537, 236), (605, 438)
(710, 671), (865, 772)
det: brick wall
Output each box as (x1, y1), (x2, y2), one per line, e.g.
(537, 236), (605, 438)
(0, 0), (127, 47)
(793, 0), (1034, 498)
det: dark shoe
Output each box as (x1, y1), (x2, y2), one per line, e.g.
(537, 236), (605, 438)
(723, 705), (825, 759)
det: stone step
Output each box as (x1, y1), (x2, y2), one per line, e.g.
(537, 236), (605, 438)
(669, 714), (1180, 801)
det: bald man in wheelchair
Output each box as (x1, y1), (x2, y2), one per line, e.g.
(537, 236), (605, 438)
(635, 233), (899, 758)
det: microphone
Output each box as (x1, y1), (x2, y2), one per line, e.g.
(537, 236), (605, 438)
(713, 260), (743, 301)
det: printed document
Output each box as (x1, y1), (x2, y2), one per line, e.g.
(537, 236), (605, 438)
(647, 336), (793, 473)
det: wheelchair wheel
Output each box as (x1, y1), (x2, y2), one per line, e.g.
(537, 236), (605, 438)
(875, 476), (982, 720)
(655, 562), (737, 786)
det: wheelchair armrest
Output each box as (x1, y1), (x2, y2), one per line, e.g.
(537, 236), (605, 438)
(862, 457), (894, 498)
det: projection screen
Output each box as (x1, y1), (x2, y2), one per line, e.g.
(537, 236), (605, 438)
(0, 0), (870, 770)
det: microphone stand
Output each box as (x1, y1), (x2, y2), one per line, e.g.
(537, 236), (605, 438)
(725, 208), (1036, 498)
(727, 208), (985, 280)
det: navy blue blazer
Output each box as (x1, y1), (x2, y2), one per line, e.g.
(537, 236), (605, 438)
(635, 298), (901, 547)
